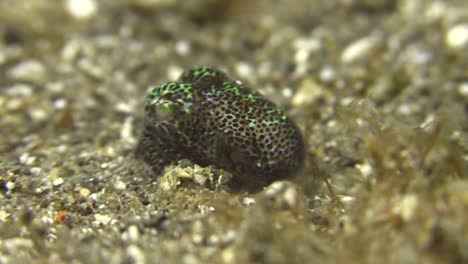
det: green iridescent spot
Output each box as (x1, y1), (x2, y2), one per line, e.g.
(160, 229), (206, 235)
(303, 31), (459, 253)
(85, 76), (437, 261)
(155, 101), (176, 121)
(149, 90), (158, 98)
(223, 84), (241, 95)
(245, 93), (256, 102)
(192, 67), (217, 79)
(262, 119), (280, 126)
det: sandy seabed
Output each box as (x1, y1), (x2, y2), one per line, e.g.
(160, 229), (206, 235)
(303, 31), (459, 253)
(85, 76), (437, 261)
(0, 1), (467, 263)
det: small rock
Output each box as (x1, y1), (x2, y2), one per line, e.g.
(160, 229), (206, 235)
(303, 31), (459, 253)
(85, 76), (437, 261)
(339, 196), (355, 204)
(175, 40), (191, 56)
(281, 87), (293, 98)
(121, 117), (136, 144)
(292, 78), (328, 107)
(355, 162), (373, 179)
(114, 180), (127, 191)
(0, 211), (10, 221)
(77, 58), (105, 79)
(7, 60), (46, 83)
(393, 194), (418, 222)
(93, 214), (112, 226)
(167, 65), (183, 81)
(5, 181), (15, 191)
(19, 153), (36, 165)
(3, 238), (34, 251)
(235, 61), (254, 81)
(79, 188), (91, 198)
(261, 181), (303, 211)
(341, 35), (380, 63)
(65, 0), (98, 19)
(124, 225), (139, 242)
(457, 83), (468, 98)
(319, 66), (336, 83)
(29, 167), (42, 176)
(29, 108), (48, 122)
(424, 1), (447, 23)
(126, 245), (145, 264)
(293, 37), (321, 65)
(446, 23), (468, 49)
(115, 102), (134, 114)
(6, 84), (32, 96)
(242, 197), (256, 206)
(53, 98), (67, 109)
(5, 98), (23, 111)
(53, 177), (64, 186)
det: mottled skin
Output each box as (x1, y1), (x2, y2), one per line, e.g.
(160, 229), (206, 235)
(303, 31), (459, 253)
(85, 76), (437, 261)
(136, 67), (304, 190)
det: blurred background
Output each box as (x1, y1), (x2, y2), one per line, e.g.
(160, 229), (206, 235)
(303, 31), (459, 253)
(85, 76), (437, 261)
(0, 1), (467, 263)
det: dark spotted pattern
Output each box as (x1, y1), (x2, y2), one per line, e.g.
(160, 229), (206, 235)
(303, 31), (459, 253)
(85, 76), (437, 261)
(136, 67), (305, 190)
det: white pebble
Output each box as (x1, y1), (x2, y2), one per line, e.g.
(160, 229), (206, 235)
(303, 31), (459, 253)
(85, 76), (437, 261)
(293, 37), (321, 69)
(341, 36), (378, 63)
(283, 187), (298, 207)
(29, 108), (48, 122)
(319, 66), (336, 82)
(167, 65), (183, 81)
(57, 145), (68, 153)
(5, 98), (22, 111)
(19, 153), (31, 164)
(29, 167), (42, 176)
(126, 245), (145, 264)
(339, 196), (355, 204)
(242, 197), (256, 206)
(292, 78), (325, 107)
(61, 40), (81, 61)
(446, 24), (468, 49)
(5, 181), (15, 191)
(0, 210), (10, 221)
(397, 104), (412, 115)
(114, 180), (127, 191)
(54, 98), (67, 109)
(53, 177), (64, 186)
(115, 102), (133, 113)
(94, 214), (112, 225)
(281, 87), (293, 98)
(2, 238), (34, 250)
(424, 1), (446, 23)
(126, 225), (140, 242)
(293, 37), (321, 53)
(394, 194), (418, 222)
(66, 0), (97, 19)
(6, 84), (33, 96)
(458, 83), (468, 97)
(79, 188), (91, 198)
(175, 40), (191, 56)
(294, 49), (310, 64)
(235, 61), (253, 80)
(356, 162), (373, 179)
(7, 60), (46, 82)
(121, 117), (136, 144)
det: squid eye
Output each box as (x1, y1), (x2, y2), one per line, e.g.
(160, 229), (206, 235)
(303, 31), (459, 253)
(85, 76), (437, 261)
(155, 100), (177, 121)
